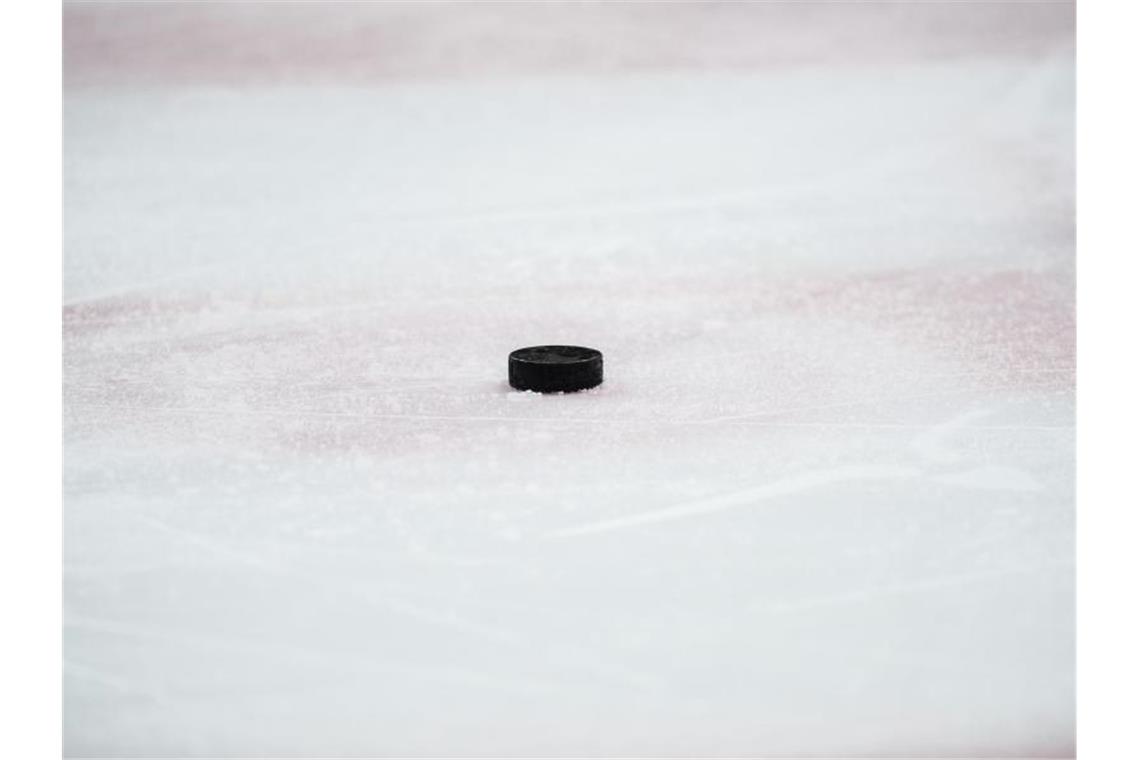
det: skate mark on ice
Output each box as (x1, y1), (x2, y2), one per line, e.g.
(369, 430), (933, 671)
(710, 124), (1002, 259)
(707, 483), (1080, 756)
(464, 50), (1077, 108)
(131, 515), (665, 691)
(756, 560), (1072, 616)
(549, 465), (921, 538)
(933, 465), (1044, 492)
(69, 402), (1073, 432)
(912, 408), (995, 465)
(701, 383), (1071, 424)
(64, 614), (563, 698)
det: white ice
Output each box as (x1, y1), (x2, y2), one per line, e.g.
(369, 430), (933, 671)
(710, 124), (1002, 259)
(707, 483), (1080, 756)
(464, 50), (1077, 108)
(64, 4), (1074, 756)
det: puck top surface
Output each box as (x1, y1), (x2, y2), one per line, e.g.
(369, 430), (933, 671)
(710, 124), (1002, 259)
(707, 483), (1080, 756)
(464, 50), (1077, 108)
(508, 345), (603, 393)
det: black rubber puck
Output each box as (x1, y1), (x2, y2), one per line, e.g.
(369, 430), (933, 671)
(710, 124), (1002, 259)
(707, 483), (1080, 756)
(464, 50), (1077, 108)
(508, 345), (603, 393)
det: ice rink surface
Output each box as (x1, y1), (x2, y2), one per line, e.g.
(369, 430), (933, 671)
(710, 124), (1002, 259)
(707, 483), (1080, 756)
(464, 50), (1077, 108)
(64, 3), (1075, 756)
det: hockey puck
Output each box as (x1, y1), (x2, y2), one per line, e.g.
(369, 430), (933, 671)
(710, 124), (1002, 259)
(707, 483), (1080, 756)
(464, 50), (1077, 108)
(508, 345), (603, 393)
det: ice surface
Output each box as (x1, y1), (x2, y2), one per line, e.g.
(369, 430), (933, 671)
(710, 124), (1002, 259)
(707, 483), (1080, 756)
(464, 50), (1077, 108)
(64, 3), (1074, 756)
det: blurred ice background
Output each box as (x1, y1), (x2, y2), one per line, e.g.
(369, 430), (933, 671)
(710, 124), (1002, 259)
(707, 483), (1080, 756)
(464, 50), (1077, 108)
(64, 2), (1074, 756)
